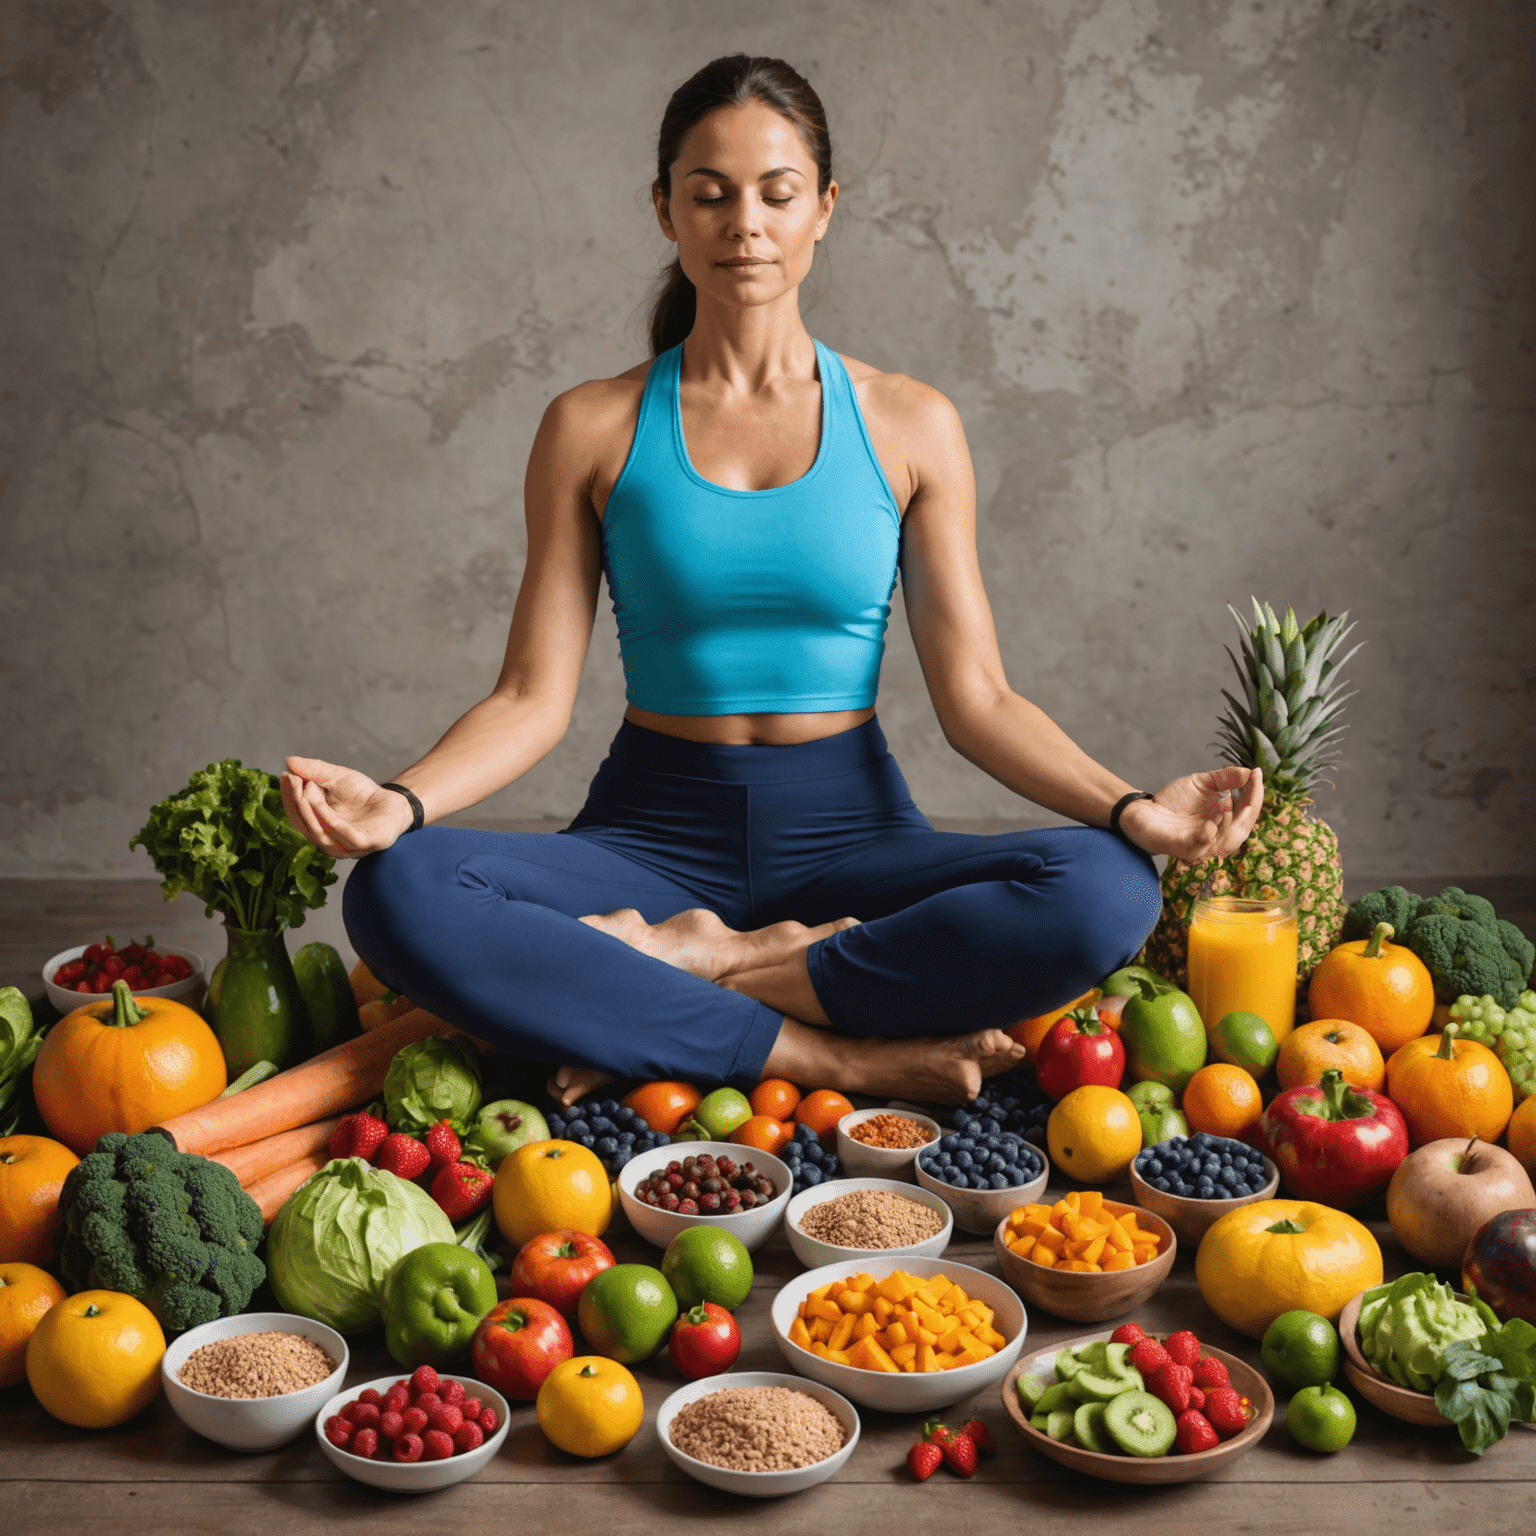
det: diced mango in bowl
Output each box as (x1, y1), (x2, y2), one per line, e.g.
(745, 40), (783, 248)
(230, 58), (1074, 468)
(786, 1269), (1009, 1373)
(1004, 1190), (1161, 1271)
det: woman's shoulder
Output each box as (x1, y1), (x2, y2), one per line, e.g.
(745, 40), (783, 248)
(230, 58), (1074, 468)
(544, 360), (652, 432)
(834, 351), (962, 438)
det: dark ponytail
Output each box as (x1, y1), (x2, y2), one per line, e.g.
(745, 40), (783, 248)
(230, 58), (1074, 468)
(649, 55), (833, 356)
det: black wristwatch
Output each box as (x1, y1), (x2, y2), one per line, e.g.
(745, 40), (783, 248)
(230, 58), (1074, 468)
(1109, 790), (1155, 839)
(379, 782), (425, 833)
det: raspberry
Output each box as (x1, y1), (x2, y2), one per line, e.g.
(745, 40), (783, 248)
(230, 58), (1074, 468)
(455, 1421), (486, 1453)
(414, 1391), (443, 1415)
(478, 1407), (500, 1435)
(427, 1404), (464, 1435)
(1164, 1330), (1202, 1369)
(1129, 1339), (1171, 1378)
(1175, 1409), (1219, 1456)
(1192, 1356), (1230, 1390)
(384, 1384), (410, 1413)
(410, 1365), (441, 1396)
(402, 1406), (429, 1436)
(357, 1388), (384, 1408)
(1203, 1386), (1250, 1439)
(379, 1410), (405, 1441)
(323, 1415), (353, 1448)
(440, 1379), (466, 1407)
(422, 1429), (456, 1461)
(461, 1397), (484, 1425)
(393, 1432), (424, 1463)
(1148, 1361), (1194, 1414)
(1188, 1385), (1206, 1412)
(344, 1401), (381, 1429)
(1110, 1322), (1147, 1347)
(350, 1428), (380, 1460)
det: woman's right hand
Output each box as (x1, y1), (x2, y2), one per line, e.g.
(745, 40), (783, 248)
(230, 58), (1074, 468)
(280, 756), (415, 860)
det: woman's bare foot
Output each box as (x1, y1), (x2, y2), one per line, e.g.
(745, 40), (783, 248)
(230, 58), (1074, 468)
(548, 1063), (618, 1109)
(579, 907), (858, 983)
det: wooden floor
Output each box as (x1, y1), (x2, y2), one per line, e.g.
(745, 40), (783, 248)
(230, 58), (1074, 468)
(4, 873), (1534, 1533)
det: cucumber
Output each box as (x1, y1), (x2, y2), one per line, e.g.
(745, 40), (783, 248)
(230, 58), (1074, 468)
(1045, 1408), (1076, 1443)
(1016, 1371), (1052, 1413)
(1073, 1400), (1113, 1454)
(292, 941), (362, 1055)
(1035, 1381), (1078, 1415)
(1103, 1390), (1178, 1457)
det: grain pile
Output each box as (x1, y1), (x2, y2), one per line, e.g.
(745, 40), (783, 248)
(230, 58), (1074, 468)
(799, 1188), (945, 1249)
(669, 1385), (848, 1471)
(178, 1330), (336, 1398)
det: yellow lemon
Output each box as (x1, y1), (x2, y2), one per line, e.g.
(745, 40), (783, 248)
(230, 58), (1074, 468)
(535, 1355), (643, 1457)
(26, 1289), (165, 1427)
(1047, 1086), (1142, 1182)
(494, 1139), (613, 1249)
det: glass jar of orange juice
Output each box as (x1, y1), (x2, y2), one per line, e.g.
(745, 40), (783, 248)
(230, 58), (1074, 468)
(1186, 894), (1298, 1044)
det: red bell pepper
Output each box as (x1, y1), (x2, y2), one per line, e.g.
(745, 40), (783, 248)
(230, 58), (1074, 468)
(1259, 1068), (1408, 1207)
(1035, 1007), (1127, 1101)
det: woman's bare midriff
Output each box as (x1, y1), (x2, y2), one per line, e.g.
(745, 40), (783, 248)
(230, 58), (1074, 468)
(623, 704), (875, 746)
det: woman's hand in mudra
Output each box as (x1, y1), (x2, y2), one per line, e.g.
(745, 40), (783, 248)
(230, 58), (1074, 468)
(1117, 765), (1264, 864)
(281, 756), (413, 860)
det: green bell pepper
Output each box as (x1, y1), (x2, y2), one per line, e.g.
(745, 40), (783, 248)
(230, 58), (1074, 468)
(1117, 974), (1207, 1093)
(1099, 964), (1172, 999)
(380, 1241), (499, 1368)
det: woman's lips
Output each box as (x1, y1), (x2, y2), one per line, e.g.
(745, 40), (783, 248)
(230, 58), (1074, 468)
(718, 257), (770, 267)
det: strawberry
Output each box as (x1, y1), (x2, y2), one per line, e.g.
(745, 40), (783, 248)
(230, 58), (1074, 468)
(1192, 1355), (1230, 1390)
(1148, 1361), (1194, 1414)
(431, 1158), (494, 1221)
(1110, 1322), (1147, 1347)
(1129, 1338), (1172, 1378)
(423, 1119), (463, 1170)
(1164, 1329), (1202, 1369)
(958, 1419), (996, 1457)
(376, 1133), (431, 1180)
(1203, 1386), (1251, 1439)
(1188, 1385), (1206, 1412)
(379, 1410), (405, 1441)
(907, 1441), (944, 1481)
(923, 1420), (978, 1478)
(331, 1109), (389, 1163)
(1175, 1409), (1219, 1455)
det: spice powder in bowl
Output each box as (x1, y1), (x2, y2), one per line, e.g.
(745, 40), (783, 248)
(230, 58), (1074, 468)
(799, 1188), (945, 1250)
(846, 1114), (934, 1150)
(669, 1385), (848, 1472)
(177, 1330), (337, 1399)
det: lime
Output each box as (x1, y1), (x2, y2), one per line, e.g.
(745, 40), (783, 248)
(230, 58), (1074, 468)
(575, 1263), (678, 1363)
(1261, 1310), (1340, 1389)
(1285, 1383), (1356, 1452)
(691, 1087), (753, 1140)
(1211, 1011), (1280, 1077)
(661, 1225), (754, 1311)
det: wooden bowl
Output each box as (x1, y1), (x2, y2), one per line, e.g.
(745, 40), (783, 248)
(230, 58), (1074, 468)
(994, 1199), (1176, 1323)
(1338, 1288), (1456, 1428)
(1129, 1153), (1279, 1250)
(1001, 1331), (1274, 1484)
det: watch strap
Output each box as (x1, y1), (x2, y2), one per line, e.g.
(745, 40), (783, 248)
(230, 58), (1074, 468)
(1109, 790), (1155, 839)
(379, 782), (425, 833)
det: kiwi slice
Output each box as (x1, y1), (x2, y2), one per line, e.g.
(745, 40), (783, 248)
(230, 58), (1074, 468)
(1103, 1390), (1177, 1457)
(1016, 1371), (1052, 1412)
(1068, 1364), (1137, 1403)
(1031, 1412), (1051, 1433)
(1053, 1348), (1086, 1382)
(1073, 1400), (1112, 1454)
(1076, 1340), (1110, 1369)
(1045, 1408), (1077, 1443)
(1035, 1380), (1078, 1414)
(1104, 1342), (1138, 1380)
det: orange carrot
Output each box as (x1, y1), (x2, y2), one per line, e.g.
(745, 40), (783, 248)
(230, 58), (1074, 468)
(212, 1116), (346, 1187)
(358, 993), (416, 1032)
(247, 1152), (328, 1227)
(158, 1008), (456, 1156)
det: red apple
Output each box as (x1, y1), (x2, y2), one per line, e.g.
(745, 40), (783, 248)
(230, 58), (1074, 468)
(1386, 1135), (1536, 1267)
(508, 1229), (616, 1319)
(1463, 1208), (1536, 1325)
(470, 1296), (574, 1399)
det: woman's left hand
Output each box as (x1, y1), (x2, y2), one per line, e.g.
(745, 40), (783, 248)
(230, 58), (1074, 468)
(1117, 766), (1264, 863)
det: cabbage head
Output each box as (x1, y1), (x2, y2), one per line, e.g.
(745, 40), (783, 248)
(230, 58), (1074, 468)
(383, 1036), (483, 1134)
(266, 1157), (455, 1332)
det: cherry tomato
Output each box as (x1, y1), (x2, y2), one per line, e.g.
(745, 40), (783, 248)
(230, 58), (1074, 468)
(668, 1302), (741, 1380)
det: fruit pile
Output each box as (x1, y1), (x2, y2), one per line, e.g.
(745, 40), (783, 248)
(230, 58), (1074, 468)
(1134, 1133), (1271, 1199)
(1017, 1324), (1254, 1457)
(630, 1151), (777, 1214)
(51, 937), (193, 996)
(1002, 1189), (1162, 1272)
(323, 1365), (500, 1462)
(779, 1121), (843, 1191)
(544, 1098), (672, 1178)
(917, 1127), (1042, 1189)
(960, 1067), (1053, 1148)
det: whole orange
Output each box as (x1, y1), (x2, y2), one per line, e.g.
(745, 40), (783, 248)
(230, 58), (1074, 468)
(0, 1262), (66, 1387)
(793, 1089), (855, 1141)
(1182, 1064), (1264, 1142)
(494, 1139), (613, 1249)
(731, 1114), (791, 1154)
(1276, 1020), (1386, 1093)
(1046, 1086), (1142, 1182)
(26, 1289), (166, 1427)
(620, 1081), (702, 1136)
(0, 1135), (79, 1267)
(1509, 1096), (1536, 1180)
(1007, 989), (1100, 1058)
(749, 1078), (802, 1121)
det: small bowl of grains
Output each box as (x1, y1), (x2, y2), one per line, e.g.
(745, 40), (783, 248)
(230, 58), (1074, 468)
(835, 1108), (941, 1183)
(161, 1312), (347, 1451)
(657, 1371), (860, 1498)
(785, 1177), (954, 1268)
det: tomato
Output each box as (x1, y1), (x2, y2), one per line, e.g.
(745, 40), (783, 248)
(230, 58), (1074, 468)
(749, 1078), (801, 1120)
(667, 1302), (741, 1380)
(508, 1230), (616, 1320)
(470, 1296), (574, 1400)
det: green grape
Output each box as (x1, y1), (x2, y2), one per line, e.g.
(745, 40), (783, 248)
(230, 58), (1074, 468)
(1447, 994), (1535, 1103)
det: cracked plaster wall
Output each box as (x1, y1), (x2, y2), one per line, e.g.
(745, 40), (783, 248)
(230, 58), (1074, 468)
(3, 0), (1532, 884)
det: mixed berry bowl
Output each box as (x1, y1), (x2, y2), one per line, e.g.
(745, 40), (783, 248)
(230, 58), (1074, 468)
(617, 1141), (792, 1251)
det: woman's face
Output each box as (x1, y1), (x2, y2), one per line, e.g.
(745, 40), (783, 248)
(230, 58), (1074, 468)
(655, 100), (837, 314)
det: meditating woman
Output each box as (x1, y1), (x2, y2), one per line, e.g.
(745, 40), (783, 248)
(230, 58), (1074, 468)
(281, 55), (1262, 1108)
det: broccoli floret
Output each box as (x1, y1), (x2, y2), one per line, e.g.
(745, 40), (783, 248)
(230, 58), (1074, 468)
(1343, 885), (1424, 944)
(1405, 887), (1528, 1009)
(1417, 886), (1499, 930)
(1497, 919), (1535, 991)
(53, 1130), (265, 1331)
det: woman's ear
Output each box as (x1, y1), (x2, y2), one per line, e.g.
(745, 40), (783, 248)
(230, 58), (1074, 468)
(814, 179), (839, 243)
(653, 182), (678, 244)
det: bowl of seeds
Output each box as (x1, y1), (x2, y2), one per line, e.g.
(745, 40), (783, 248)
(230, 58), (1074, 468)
(785, 1177), (954, 1268)
(656, 1370), (860, 1498)
(162, 1311), (348, 1450)
(835, 1108), (941, 1183)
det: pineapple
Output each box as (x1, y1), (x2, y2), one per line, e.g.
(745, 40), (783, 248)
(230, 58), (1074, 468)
(1141, 600), (1361, 988)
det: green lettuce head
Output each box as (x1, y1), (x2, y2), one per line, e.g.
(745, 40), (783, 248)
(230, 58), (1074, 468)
(265, 1158), (455, 1332)
(383, 1037), (483, 1134)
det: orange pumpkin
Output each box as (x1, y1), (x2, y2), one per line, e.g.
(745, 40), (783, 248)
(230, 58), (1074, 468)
(1276, 1019), (1386, 1093)
(1307, 922), (1434, 1053)
(33, 981), (227, 1154)
(620, 1080), (702, 1136)
(1385, 1031), (1513, 1147)
(0, 1136), (79, 1267)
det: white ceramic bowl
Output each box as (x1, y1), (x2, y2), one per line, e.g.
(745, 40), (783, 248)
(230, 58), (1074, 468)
(44, 942), (204, 1015)
(618, 1141), (792, 1252)
(785, 1177), (953, 1269)
(162, 1312), (348, 1451)
(314, 1373), (511, 1493)
(834, 1107), (941, 1182)
(771, 1254), (1027, 1412)
(656, 1369), (860, 1497)
(915, 1148), (1050, 1235)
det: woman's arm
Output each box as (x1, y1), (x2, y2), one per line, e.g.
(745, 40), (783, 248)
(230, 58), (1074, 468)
(282, 385), (612, 858)
(891, 382), (1261, 863)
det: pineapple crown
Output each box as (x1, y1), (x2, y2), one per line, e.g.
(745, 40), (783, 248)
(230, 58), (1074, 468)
(1216, 598), (1363, 802)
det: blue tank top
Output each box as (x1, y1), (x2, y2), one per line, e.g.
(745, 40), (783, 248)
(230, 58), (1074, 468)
(600, 339), (902, 716)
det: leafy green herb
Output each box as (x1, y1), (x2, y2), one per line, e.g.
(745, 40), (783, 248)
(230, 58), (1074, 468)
(1434, 1307), (1536, 1455)
(129, 758), (336, 933)
(0, 988), (44, 1137)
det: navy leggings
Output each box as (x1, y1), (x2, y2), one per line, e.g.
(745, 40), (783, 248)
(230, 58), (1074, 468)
(343, 717), (1162, 1088)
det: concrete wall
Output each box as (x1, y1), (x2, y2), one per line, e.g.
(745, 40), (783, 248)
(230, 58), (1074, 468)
(4, 0), (1532, 885)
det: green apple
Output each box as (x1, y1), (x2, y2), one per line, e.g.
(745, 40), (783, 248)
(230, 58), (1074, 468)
(465, 1099), (550, 1167)
(680, 1086), (753, 1141)
(1126, 1080), (1189, 1146)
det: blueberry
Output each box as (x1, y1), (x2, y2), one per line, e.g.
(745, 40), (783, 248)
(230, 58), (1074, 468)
(565, 1119), (590, 1139)
(800, 1165), (824, 1187)
(806, 1143), (826, 1166)
(950, 1172), (970, 1188)
(617, 1130), (635, 1144)
(795, 1123), (819, 1144)
(954, 1150), (974, 1170)
(783, 1145), (803, 1164)
(1219, 1152), (1233, 1167)
(941, 1134), (961, 1152)
(985, 1172), (1006, 1190)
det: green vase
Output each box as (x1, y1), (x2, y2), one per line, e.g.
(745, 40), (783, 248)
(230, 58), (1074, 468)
(202, 924), (311, 1076)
